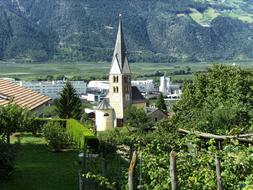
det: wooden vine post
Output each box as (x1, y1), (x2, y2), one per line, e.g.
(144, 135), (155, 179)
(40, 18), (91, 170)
(128, 150), (138, 190)
(82, 137), (87, 190)
(216, 154), (222, 190)
(170, 150), (178, 190)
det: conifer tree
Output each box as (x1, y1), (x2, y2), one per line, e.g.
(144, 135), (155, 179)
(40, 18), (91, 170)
(55, 82), (82, 119)
(156, 93), (167, 113)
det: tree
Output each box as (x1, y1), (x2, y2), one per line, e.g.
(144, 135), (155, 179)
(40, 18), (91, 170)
(156, 93), (167, 113)
(173, 64), (253, 134)
(46, 75), (54, 81)
(0, 104), (31, 144)
(42, 122), (71, 151)
(125, 106), (153, 131)
(55, 82), (82, 119)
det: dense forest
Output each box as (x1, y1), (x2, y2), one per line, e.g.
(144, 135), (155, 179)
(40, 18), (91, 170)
(0, 0), (253, 62)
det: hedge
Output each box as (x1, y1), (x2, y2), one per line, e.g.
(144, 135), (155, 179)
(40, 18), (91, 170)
(66, 119), (96, 149)
(32, 118), (97, 149)
(33, 118), (66, 128)
(28, 118), (67, 134)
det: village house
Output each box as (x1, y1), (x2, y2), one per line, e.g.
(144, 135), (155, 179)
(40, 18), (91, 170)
(0, 79), (51, 114)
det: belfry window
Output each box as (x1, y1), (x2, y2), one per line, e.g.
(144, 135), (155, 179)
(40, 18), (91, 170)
(113, 87), (119, 93)
(113, 76), (119, 83)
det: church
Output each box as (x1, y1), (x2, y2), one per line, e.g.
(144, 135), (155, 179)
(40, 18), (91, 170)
(95, 16), (146, 131)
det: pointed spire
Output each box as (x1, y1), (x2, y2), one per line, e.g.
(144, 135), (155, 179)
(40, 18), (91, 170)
(110, 14), (130, 74)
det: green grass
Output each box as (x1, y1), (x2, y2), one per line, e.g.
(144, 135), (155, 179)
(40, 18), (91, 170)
(0, 133), (79, 190)
(0, 60), (252, 82)
(192, 0), (253, 24)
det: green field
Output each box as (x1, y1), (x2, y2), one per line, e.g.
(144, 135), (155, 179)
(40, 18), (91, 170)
(0, 133), (79, 190)
(0, 60), (253, 82)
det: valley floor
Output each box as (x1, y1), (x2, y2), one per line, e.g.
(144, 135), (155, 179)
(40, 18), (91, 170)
(0, 60), (252, 81)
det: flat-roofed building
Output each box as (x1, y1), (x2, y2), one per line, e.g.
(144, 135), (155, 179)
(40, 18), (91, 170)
(131, 80), (155, 93)
(18, 80), (87, 99)
(88, 80), (155, 93)
(88, 81), (109, 91)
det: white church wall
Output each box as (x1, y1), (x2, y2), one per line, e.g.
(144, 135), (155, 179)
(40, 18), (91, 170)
(95, 109), (114, 131)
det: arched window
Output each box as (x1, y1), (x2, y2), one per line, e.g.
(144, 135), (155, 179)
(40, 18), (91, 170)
(113, 76), (119, 83)
(104, 113), (109, 117)
(116, 87), (119, 93)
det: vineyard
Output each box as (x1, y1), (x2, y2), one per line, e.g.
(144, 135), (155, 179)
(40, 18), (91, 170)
(80, 64), (253, 189)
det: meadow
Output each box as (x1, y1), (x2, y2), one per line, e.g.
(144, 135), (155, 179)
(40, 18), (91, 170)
(0, 133), (79, 190)
(0, 60), (253, 82)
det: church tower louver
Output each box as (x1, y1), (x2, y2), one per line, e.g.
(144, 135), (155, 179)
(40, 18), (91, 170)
(109, 14), (132, 127)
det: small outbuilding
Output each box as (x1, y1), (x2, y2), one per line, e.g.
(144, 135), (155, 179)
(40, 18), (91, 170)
(95, 99), (115, 131)
(145, 107), (167, 123)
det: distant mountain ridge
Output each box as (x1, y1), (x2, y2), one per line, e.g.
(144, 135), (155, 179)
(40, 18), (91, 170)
(0, 0), (253, 62)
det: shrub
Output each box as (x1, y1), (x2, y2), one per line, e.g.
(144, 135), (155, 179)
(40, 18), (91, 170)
(42, 122), (71, 151)
(0, 141), (16, 178)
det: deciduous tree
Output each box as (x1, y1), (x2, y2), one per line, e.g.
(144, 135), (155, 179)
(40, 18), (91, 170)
(173, 64), (253, 134)
(125, 106), (153, 131)
(156, 93), (167, 113)
(0, 104), (31, 144)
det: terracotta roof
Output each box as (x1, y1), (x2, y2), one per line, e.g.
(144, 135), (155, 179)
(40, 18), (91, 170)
(0, 79), (51, 110)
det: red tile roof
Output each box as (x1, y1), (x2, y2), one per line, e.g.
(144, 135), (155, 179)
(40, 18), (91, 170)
(0, 79), (51, 110)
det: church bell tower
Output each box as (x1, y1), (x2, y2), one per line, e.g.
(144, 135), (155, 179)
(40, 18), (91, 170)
(109, 14), (132, 127)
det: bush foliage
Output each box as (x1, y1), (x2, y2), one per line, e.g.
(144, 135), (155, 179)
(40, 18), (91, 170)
(0, 141), (16, 178)
(42, 122), (72, 151)
(0, 104), (32, 144)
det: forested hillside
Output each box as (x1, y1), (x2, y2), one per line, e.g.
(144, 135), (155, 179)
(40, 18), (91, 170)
(0, 0), (253, 62)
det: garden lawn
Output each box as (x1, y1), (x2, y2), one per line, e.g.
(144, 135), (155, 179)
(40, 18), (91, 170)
(0, 133), (79, 190)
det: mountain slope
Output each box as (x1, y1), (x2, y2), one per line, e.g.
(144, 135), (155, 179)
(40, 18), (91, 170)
(0, 0), (253, 62)
(0, 2), (58, 61)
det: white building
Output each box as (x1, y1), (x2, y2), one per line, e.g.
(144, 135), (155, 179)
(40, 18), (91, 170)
(88, 81), (109, 91)
(88, 79), (155, 93)
(18, 80), (87, 99)
(131, 80), (155, 93)
(159, 76), (182, 98)
(159, 76), (170, 96)
(95, 99), (114, 131)
(81, 93), (106, 103)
